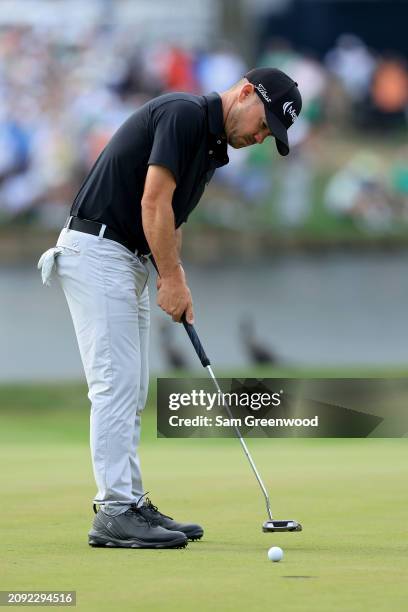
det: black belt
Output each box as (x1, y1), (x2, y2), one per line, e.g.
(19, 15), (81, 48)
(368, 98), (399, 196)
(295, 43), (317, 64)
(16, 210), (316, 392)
(65, 216), (147, 255)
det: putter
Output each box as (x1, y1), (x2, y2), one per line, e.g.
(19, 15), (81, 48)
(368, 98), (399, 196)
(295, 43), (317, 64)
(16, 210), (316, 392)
(151, 258), (301, 532)
(179, 315), (302, 533)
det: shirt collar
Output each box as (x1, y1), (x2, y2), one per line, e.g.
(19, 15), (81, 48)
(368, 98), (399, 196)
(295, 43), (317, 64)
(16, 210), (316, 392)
(204, 92), (225, 136)
(203, 92), (229, 167)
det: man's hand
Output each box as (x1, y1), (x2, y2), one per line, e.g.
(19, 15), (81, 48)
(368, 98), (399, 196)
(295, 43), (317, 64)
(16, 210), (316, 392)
(156, 265), (194, 323)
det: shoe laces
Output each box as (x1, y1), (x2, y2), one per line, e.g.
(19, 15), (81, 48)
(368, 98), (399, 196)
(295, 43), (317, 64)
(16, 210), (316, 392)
(128, 503), (155, 526)
(92, 501), (154, 527)
(92, 494), (172, 527)
(135, 492), (173, 523)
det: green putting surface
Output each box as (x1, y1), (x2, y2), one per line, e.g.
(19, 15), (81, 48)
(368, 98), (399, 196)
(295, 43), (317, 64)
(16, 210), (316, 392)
(1, 380), (407, 612)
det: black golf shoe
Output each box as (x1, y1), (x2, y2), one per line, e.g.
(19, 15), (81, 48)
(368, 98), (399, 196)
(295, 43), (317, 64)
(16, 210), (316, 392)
(136, 497), (204, 541)
(88, 504), (188, 549)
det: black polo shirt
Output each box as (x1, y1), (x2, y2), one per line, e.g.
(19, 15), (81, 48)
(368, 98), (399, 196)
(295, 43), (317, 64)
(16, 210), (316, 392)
(70, 92), (229, 253)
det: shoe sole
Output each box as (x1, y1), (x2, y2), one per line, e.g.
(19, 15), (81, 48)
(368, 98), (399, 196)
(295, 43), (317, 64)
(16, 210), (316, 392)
(88, 532), (188, 549)
(168, 528), (203, 541)
(187, 531), (204, 541)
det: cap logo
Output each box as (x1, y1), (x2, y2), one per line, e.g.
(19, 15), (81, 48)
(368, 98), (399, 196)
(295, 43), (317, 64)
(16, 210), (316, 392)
(283, 100), (297, 123)
(256, 83), (271, 103)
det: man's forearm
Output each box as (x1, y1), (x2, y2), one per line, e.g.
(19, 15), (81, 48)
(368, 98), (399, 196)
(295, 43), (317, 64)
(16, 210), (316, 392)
(141, 197), (181, 278)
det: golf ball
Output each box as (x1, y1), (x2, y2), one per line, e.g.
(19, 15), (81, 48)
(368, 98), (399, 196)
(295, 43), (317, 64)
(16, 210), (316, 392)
(268, 546), (283, 562)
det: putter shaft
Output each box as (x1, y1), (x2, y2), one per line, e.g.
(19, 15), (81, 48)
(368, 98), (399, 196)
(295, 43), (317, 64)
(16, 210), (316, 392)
(206, 364), (273, 521)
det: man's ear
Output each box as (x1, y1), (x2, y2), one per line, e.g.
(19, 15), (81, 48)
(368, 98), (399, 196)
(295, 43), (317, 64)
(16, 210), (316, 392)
(238, 82), (255, 103)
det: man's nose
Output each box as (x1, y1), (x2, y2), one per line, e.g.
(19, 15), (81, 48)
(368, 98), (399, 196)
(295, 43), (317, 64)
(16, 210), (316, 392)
(254, 132), (266, 144)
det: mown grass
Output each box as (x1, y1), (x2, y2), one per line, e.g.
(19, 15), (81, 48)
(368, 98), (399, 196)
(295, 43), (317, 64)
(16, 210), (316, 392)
(0, 376), (407, 611)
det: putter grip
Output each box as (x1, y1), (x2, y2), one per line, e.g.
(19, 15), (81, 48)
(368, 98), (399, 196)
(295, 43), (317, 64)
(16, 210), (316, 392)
(149, 256), (210, 367)
(181, 315), (211, 367)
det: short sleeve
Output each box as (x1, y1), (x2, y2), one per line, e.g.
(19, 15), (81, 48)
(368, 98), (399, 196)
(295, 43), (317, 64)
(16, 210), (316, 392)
(148, 100), (204, 184)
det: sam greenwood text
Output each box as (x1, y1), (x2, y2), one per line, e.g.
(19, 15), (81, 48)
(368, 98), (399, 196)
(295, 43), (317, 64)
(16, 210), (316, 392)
(168, 415), (319, 427)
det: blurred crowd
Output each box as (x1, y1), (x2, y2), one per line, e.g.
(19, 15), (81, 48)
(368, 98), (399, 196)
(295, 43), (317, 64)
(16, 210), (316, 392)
(0, 24), (407, 233)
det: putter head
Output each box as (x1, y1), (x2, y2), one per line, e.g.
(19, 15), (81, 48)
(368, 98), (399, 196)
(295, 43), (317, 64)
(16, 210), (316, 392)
(262, 519), (302, 533)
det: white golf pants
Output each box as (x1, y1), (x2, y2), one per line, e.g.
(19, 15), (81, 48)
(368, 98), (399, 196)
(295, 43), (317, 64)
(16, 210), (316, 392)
(39, 226), (150, 516)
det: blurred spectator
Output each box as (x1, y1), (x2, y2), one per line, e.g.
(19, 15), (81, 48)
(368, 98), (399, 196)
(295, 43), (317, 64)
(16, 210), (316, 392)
(196, 42), (247, 92)
(259, 37), (297, 75)
(370, 56), (408, 128)
(277, 53), (326, 227)
(277, 139), (313, 228)
(324, 151), (395, 231)
(149, 44), (198, 93)
(325, 34), (377, 103)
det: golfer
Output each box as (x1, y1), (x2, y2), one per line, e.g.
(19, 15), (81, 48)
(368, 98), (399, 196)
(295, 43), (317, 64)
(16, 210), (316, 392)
(38, 68), (302, 549)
